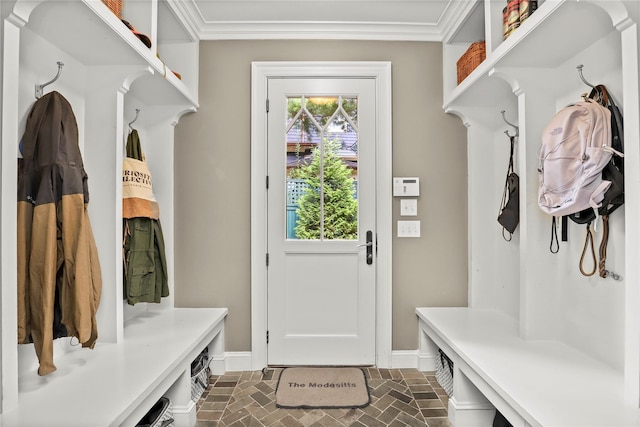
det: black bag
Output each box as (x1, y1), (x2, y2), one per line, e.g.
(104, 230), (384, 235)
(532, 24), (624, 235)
(498, 135), (519, 240)
(493, 410), (513, 427)
(567, 84), (624, 225)
(136, 397), (174, 427)
(565, 85), (624, 279)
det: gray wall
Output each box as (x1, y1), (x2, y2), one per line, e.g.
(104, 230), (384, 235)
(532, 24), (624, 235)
(174, 40), (468, 353)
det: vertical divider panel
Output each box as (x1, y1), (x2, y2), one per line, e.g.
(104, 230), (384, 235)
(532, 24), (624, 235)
(0, 13), (22, 413)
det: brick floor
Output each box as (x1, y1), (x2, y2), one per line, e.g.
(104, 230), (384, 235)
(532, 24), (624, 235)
(195, 368), (452, 426)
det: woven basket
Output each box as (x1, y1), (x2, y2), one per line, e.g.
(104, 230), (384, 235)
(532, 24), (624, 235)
(190, 348), (210, 402)
(435, 348), (453, 397)
(102, 0), (123, 18)
(456, 41), (486, 84)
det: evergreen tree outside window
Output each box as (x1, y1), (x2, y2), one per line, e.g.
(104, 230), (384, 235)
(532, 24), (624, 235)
(286, 95), (359, 240)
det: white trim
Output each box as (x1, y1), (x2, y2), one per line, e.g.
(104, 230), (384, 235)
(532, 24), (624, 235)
(391, 350), (419, 369)
(224, 352), (253, 373)
(228, 350), (426, 371)
(172, 0), (475, 42)
(251, 61), (393, 370)
(197, 21), (442, 41)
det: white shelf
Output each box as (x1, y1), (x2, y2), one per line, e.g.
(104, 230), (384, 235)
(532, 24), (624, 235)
(1, 308), (227, 427)
(444, 0), (616, 110)
(22, 0), (197, 108)
(1, 0), (203, 419)
(439, 0), (640, 408)
(418, 307), (640, 426)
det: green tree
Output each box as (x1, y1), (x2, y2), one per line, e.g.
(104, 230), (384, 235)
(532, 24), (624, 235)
(293, 138), (358, 240)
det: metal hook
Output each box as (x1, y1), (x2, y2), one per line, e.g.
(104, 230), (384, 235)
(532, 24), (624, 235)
(501, 110), (519, 138)
(35, 61), (64, 99)
(576, 64), (596, 89)
(128, 109), (140, 131)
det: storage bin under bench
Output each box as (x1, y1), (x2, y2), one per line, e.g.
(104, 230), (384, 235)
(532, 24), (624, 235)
(416, 307), (640, 427)
(0, 307), (227, 427)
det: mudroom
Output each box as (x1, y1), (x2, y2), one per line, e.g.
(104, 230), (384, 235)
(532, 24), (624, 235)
(0, 1), (639, 427)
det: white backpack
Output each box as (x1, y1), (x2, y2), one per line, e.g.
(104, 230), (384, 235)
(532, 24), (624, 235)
(538, 99), (613, 219)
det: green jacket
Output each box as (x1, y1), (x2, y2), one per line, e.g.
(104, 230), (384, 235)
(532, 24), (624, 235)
(123, 130), (168, 305)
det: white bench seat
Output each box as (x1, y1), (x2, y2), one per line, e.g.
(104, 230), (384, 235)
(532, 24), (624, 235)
(417, 307), (640, 427)
(1, 307), (227, 427)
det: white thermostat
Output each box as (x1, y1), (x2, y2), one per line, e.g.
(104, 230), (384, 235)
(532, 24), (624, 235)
(393, 177), (420, 197)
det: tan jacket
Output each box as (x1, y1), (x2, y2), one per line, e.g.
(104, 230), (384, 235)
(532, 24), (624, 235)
(17, 91), (102, 376)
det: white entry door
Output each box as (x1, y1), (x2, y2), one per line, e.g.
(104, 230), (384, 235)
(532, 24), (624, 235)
(267, 77), (376, 366)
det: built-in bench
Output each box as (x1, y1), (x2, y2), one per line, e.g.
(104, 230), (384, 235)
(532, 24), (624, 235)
(416, 307), (640, 427)
(0, 307), (227, 427)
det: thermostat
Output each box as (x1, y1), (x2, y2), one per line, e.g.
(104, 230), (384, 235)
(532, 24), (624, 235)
(393, 177), (420, 197)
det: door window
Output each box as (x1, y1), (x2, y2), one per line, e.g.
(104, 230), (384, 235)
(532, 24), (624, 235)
(285, 95), (359, 240)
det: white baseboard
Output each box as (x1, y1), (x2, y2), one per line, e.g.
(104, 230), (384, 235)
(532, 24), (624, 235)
(224, 351), (253, 372)
(417, 351), (437, 371)
(448, 397), (495, 427)
(221, 350), (431, 372)
(390, 350), (419, 369)
(172, 400), (197, 427)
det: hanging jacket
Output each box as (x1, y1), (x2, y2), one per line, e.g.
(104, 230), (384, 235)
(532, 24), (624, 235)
(123, 130), (168, 305)
(17, 91), (102, 376)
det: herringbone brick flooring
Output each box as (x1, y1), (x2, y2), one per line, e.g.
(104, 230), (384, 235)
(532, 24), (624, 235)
(195, 368), (452, 426)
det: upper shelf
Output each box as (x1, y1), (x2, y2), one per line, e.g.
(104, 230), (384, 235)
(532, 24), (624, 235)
(19, 0), (198, 108)
(444, 0), (620, 109)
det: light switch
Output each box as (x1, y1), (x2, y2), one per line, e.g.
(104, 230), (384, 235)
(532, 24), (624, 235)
(398, 221), (421, 238)
(400, 199), (418, 216)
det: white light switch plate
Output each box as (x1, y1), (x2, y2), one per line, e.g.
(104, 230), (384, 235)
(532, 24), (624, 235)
(398, 220), (421, 238)
(400, 199), (418, 216)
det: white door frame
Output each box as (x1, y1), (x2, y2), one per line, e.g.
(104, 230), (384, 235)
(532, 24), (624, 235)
(250, 61), (392, 370)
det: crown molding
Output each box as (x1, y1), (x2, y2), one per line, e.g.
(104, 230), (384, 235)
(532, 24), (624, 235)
(439, 0), (483, 43)
(196, 20), (442, 41)
(172, 0), (466, 41)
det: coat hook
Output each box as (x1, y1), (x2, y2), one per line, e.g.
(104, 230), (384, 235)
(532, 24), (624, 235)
(501, 110), (519, 138)
(35, 61), (64, 99)
(577, 64), (596, 89)
(129, 109), (140, 131)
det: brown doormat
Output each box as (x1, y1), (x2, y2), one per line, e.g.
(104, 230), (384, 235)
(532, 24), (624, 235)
(275, 367), (371, 409)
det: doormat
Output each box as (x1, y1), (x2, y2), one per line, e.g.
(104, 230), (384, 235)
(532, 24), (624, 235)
(275, 367), (370, 409)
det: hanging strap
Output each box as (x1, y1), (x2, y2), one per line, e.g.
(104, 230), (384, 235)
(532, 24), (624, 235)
(579, 223), (597, 276)
(550, 217), (559, 254)
(499, 136), (516, 241)
(598, 215), (609, 278)
(598, 215), (622, 280)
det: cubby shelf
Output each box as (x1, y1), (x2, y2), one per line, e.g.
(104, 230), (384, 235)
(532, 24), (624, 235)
(444, 0), (619, 111)
(0, 0), (205, 423)
(441, 0), (640, 408)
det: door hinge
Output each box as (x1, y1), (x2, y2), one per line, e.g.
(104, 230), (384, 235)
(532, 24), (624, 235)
(266, 175), (269, 189)
(266, 99), (270, 113)
(266, 253), (269, 267)
(266, 330), (269, 344)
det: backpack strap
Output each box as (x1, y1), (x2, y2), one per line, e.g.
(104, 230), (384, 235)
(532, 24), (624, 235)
(550, 217), (559, 254)
(598, 215), (609, 278)
(561, 215), (568, 242)
(598, 215), (623, 280)
(579, 223), (597, 277)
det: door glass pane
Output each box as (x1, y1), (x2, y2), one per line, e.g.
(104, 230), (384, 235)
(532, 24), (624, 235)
(286, 95), (359, 240)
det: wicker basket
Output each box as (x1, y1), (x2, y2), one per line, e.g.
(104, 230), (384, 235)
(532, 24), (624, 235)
(102, 0), (123, 18)
(456, 41), (486, 84)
